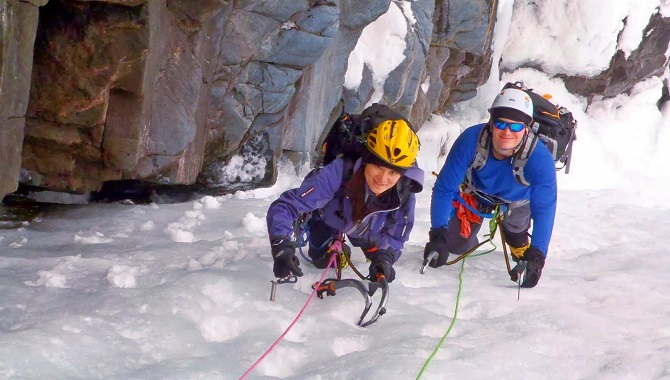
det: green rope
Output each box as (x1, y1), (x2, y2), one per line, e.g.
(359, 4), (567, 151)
(415, 257), (466, 379)
(416, 238), (498, 379)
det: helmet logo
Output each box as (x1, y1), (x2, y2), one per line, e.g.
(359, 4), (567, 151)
(366, 118), (419, 168)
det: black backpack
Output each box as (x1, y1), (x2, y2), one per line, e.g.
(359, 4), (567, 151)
(318, 103), (411, 168)
(504, 81), (577, 171)
(469, 82), (578, 187)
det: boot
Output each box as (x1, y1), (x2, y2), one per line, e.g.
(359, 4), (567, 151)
(308, 247), (329, 269)
(503, 228), (530, 261)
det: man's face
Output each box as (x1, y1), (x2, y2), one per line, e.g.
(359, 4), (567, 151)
(490, 117), (527, 158)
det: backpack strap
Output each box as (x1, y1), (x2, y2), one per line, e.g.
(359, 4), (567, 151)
(340, 157), (356, 183)
(511, 131), (539, 186)
(466, 123), (539, 196)
(395, 176), (413, 207)
(464, 124), (492, 193)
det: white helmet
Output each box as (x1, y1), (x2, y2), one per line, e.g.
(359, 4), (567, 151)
(490, 88), (533, 122)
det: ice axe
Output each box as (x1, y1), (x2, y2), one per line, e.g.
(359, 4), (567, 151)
(420, 251), (439, 274)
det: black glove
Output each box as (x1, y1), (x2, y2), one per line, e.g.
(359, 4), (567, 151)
(271, 238), (303, 278)
(520, 246), (545, 288)
(424, 227), (450, 268)
(368, 249), (396, 283)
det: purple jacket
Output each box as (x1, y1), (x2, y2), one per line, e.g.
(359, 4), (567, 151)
(266, 158), (424, 263)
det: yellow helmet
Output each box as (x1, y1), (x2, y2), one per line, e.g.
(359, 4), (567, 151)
(366, 119), (419, 169)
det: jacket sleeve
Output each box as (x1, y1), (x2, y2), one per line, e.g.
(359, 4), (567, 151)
(374, 193), (416, 263)
(525, 147), (558, 255)
(431, 126), (480, 229)
(266, 159), (344, 241)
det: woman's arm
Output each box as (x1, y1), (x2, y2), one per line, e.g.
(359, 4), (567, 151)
(266, 159), (344, 240)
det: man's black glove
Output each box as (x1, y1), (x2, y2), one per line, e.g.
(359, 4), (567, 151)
(368, 249), (396, 283)
(520, 246), (545, 288)
(271, 238), (303, 278)
(424, 227), (450, 268)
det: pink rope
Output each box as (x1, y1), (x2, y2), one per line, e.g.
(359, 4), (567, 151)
(239, 254), (337, 380)
(328, 239), (343, 254)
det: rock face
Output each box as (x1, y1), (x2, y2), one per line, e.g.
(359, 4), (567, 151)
(0, 0), (47, 196)
(0, 0), (668, 200)
(197, 1), (354, 192)
(562, 11), (670, 102)
(425, 0), (496, 114)
(24, 0), (219, 193)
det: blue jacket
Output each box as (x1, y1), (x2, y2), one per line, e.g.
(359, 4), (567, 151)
(431, 124), (557, 255)
(267, 158), (424, 263)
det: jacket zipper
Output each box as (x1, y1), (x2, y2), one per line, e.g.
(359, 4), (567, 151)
(344, 187), (403, 235)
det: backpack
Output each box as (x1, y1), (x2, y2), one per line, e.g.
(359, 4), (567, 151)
(318, 103), (411, 168)
(469, 82), (578, 187)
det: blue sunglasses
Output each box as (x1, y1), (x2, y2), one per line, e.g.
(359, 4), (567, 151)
(493, 119), (526, 132)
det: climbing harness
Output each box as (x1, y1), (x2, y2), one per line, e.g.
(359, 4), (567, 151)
(294, 212), (313, 263)
(420, 193), (527, 289)
(326, 238), (350, 276)
(453, 191), (483, 238)
(294, 214), (364, 279)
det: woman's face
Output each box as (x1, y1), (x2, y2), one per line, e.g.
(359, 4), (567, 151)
(364, 163), (402, 196)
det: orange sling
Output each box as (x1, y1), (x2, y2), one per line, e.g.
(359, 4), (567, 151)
(453, 192), (481, 238)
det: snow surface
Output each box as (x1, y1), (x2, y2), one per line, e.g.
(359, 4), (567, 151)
(1, 0), (670, 379)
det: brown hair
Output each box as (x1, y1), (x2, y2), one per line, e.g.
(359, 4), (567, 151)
(346, 165), (368, 223)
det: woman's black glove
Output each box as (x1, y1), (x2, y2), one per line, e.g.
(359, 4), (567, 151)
(271, 238), (303, 278)
(423, 227), (450, 268)
(368, 250), (396, 283)
(519, 246), (545, 288)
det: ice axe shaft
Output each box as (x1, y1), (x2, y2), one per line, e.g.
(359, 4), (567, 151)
(510, 260), (527, 300)
(421, 251), (439, 274)
(270, 281), (277, 302)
